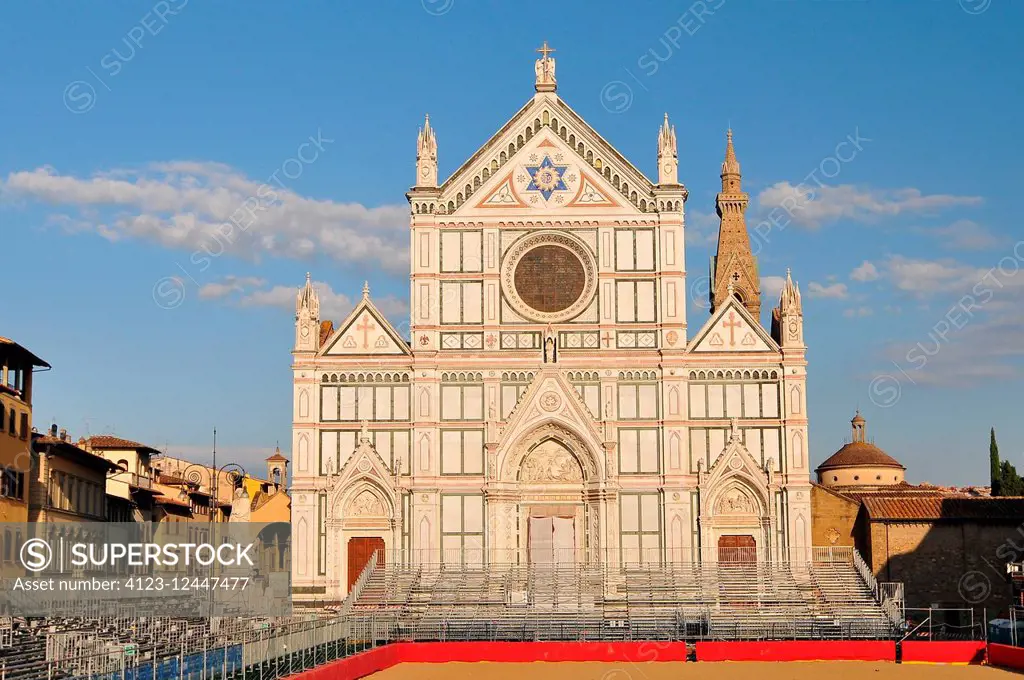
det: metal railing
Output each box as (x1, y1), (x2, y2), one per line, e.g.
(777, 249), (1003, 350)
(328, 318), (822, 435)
(902, 607), (984, 641)
(0, 547), (901, 680)
(385, 545), (854, 568)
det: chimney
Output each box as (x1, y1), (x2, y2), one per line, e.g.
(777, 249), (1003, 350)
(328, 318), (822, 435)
(50, 423), (58, 438)
(59, 428), (68, 442)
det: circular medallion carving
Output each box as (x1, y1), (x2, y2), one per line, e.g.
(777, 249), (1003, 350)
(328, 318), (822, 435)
(825, 527), (840, 545)
(666, 330), (678, 346)
(729, 456), (742, 470)
(501, 232), (596, 323)
(300, 325), (310, 338)
(357, 458), (371, 473)
(540, 392), (562, 412)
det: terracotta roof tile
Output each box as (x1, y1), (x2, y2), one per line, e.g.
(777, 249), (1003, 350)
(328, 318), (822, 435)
(817, 442), (905, 471)
(83, 435), (161, 454)
(154, 495), (192, 509)
(32, 434), (121, 470)
(319, 320), (334, 346)
(862, 496), (1024, 521)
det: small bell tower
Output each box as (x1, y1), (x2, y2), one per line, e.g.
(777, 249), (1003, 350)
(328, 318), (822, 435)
(266, 447), (289, 490)
(772, 268), (804, 348)
(415, 114), (438, 188)
(657, 113), (678, 185)
(294, 272), (320, 353)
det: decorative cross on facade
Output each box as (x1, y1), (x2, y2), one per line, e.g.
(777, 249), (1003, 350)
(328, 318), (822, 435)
(602, 331), (613, 348)
(727, 271), (741, 297)
(723, 311), (742, 347)
(356, 316), (376, 349)
(536, 40), (555, 60)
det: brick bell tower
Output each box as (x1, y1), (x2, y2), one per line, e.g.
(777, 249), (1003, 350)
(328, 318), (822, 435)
(710, 129), (761, 319)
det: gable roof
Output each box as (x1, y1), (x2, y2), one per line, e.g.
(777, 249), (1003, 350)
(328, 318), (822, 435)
(32, 433), (121, 472)
(437, 93), (655, 213)
(688, 294), (778, 354)
(82, 435), (161, 455)
(498, 367), (604, 447)
(862, 496), (1024, 522)
(320, 294), (410, 357)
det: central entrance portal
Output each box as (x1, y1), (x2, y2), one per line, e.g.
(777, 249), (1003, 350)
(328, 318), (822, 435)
(528, 515), (576, 565)
(717, 534), (756, 564)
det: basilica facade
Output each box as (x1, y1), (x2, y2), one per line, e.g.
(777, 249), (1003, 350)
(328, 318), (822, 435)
(290, 47), (811, 603)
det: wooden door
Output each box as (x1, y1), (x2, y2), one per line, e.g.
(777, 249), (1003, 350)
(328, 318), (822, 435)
(717, 534), (756, 564)
(347, 537), (385, 591)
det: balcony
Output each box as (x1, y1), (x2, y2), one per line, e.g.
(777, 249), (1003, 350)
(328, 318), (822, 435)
(128, 472), (154, 490)
(111, 470), (153, 490)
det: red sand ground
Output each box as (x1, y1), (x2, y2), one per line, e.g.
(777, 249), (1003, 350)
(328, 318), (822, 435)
(370, 661), (1018, 680)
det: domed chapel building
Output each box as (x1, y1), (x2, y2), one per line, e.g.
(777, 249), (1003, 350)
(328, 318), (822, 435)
(289, 46), (813, 603)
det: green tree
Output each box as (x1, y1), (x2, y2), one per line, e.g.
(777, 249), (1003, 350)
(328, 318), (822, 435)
(999, 460), (1024, 496)
(991, 427), (1002, 496)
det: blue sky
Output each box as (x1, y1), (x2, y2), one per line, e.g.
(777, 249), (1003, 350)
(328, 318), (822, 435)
(1, 1), (1021, 483)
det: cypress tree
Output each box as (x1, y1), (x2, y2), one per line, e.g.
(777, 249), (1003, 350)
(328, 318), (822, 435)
(991, 427), (1002, 496)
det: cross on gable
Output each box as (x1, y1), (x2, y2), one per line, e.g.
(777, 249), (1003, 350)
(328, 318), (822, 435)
(356, 317), (377, 349)
(723, 311), (742, 347)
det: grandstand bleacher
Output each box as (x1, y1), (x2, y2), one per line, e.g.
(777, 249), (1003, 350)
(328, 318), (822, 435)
(0, 547), (902, 680)
(346, 546), (900, 642)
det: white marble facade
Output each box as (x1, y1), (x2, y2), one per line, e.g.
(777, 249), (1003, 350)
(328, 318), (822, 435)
(290, 49), (811, 603)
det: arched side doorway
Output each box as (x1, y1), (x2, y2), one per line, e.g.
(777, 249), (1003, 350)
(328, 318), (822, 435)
(332, 484), (395, 598)
(700, 480), (772, 563)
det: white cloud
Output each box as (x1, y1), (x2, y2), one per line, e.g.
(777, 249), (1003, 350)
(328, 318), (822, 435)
(879, 308), (1024, 387)
(1, 163), (410, 273)
(199, 276), (410, 325)
(867, 251), (1024, 387)
(925, 219), (1002, 251)
(850, 260), (879, 282)
(684, 209), (719, 246)
(197, 275), (266, 300)
(756, 183), (982, 229)
(807, 281), (849, 299)
(761, 275), (786, 301)
(843, 306), (873, 318)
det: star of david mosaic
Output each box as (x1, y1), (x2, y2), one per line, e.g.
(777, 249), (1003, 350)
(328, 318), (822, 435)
(525, 155), (569, 200)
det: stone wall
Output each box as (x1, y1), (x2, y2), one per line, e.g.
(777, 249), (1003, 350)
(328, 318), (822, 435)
(868, 520), (1021, 616)
(810, 484), (860, 547)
